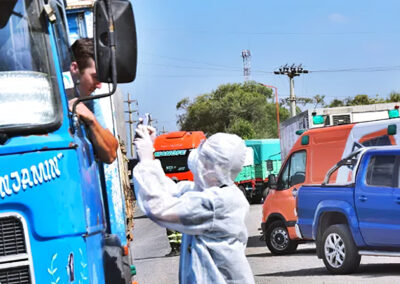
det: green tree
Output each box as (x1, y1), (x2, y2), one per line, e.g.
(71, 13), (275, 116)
(313, 94), (326, 108)
(176, 81), (289, 138)
(388, 92), (400, 102)
(329, 98), (345, 108)
(327, 94), (387, 107)
(347, 94), (374, 105)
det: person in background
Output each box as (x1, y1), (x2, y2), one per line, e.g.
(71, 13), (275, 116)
(165, 177), (182, 257)
(133, 125), (255, 284)
(69, 38), (118, 164)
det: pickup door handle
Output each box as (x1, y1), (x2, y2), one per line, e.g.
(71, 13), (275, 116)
(395, 197), (400, 204)
(358, 195), (368, 202)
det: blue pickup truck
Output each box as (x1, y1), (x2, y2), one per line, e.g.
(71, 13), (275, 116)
(297, 146), (400, 274)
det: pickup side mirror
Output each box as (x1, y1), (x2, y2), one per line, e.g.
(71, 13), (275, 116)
(268, 174), (277, 189)
(94, 0), (137, 83)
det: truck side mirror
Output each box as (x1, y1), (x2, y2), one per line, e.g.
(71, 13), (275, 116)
(94, 0), (137, 83)
(268, 174), (277, 189)
(0, 0), (17, 29)
(266, 160), (273, 171)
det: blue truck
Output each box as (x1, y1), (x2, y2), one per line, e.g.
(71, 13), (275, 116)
(0, 0), (137, 283)
(297, 146), (400, 274)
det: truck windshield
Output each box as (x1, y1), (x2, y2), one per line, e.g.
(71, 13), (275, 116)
(0, 0), (60, 134)
(155, 150), (190, 174)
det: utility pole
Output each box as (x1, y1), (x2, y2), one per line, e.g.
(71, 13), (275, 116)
(241, 50), (251, 82)
(124, 93), (138, 157)
(259, 83), (280, 137)
(159, 126), (167, 135)
(274, 64), (308, 117)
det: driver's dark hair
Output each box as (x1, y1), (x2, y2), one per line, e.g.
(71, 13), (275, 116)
(71, 38), (94, 73)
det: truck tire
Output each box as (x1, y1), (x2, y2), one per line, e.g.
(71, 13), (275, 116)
(251, 195), (262, 204)
(238, 185), (249, 203)
(265, 220), (298, 255)
(321, 224), (361, 274)
(262, 187), (269, 200)
(238, 185), (246, 196)
(103, 234), (132, 284)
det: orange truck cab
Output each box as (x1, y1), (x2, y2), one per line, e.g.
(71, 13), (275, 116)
(153, 131), (206, 181)
(262, 117), (400, 255)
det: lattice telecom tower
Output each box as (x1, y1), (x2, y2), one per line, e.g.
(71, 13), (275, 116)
(241, 49), (251, 81)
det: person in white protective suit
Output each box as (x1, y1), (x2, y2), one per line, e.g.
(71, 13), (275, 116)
(133, 125), (255, 284)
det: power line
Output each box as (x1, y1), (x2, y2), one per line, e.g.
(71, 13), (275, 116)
(136, 74), (245, 78)
(142, 51), (240, 70)
(142, 28), (400, 36)
(141, 52), (400, 74)
(310, 65), (400, 73)
(142, 62), (242, 72)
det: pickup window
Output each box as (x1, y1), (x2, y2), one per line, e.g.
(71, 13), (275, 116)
(366, 155), (397, 187)
(277, 150), (306, 190)
(362, 135), (391, 147)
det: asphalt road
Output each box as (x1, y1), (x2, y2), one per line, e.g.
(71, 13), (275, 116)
(132, 203), (400, 284)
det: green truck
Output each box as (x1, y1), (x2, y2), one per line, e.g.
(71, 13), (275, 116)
(235, 139), (281, 203)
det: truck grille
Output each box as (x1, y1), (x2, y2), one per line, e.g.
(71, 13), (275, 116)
(0, 266), (31, 284)
(332, 114), (351, 125)
(0, 217), (26, 256)
(0, 215), (33, 284)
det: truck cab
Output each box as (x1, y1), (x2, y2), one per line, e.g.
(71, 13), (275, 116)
(0, 0), (137, 282)
(153, 131), (206, 181)
(235, 139), (281, 204)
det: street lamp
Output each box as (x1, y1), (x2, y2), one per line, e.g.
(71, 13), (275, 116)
(259, 83), (280, 138)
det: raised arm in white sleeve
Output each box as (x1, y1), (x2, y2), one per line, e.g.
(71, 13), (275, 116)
(133, 159), (215, 235)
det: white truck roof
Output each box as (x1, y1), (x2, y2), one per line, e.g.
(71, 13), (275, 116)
(280, 102), (400, 160)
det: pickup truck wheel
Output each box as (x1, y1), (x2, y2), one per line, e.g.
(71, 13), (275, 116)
(321, 224), (361, 274)
(265, 220), (298, 255)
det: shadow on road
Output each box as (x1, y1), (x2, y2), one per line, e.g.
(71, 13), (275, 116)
(133, 214), (148, 220)
(247, 247), (316, 258)
(292, 248), (316, 256)
(358, 263), (400, 278)
(247, 235), (265, 248)
(247, 252), (274, 258)
(135, 255), (179, 261)
(255, 266), (327, 277)
(256, 263), (400, 278)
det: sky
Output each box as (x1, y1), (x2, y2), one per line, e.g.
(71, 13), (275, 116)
(120, 0), (400, 133)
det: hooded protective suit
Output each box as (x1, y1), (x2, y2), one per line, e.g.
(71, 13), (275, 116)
(133, 130), (255, 284)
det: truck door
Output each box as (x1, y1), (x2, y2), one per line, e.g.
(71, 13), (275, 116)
(355, 153), (400, 247)
(274, 150), (307, 222)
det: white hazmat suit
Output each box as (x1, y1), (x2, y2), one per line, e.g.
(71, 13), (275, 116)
(133, 127), (255, 284)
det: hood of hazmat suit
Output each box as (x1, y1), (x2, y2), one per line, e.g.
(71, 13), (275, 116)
(133, 132), (255, 284)
(187, 132), (246, 190)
